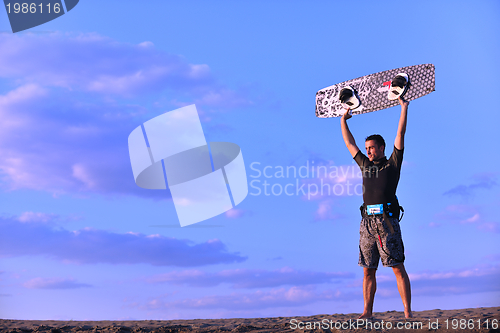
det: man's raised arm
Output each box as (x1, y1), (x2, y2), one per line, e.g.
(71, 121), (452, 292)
(341, 109), (360, 158)
(394, 97), (409, 150)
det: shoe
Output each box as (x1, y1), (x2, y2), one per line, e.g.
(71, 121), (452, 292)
(388, 73), (409, 100)
(339, 86), (361, 109)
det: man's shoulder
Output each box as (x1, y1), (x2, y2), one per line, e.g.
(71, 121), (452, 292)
(354, 150), (369, 166)
(393, 145), (404, 153)
(389, 146), (404, 168)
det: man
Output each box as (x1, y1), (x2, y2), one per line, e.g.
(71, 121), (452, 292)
(341, 97), (412, 319)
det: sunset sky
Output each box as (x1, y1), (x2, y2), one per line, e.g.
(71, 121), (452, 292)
(0, 0), (498, 320)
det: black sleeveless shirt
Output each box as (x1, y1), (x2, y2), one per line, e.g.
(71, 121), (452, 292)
(354, 146), (404, 205)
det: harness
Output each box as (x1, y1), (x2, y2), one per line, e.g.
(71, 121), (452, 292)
(360, 201), (404, 223)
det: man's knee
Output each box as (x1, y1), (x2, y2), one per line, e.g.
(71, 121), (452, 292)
(392, 264), (408, 277)
(364, 268), (377, 277)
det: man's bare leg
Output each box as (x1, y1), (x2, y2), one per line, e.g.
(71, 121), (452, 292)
(359, 268), (377, 319)
(392, 263), (412, 318)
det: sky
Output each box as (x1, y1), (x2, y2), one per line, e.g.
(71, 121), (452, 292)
(0, 0), (499, 321)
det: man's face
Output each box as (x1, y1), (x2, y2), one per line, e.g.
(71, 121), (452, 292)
(365, 140), (385, 161)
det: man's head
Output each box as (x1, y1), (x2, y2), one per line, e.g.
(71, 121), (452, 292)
(365, 134), (385, 161)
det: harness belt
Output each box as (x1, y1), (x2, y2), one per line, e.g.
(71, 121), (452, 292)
(360, 202), (405, 234)
(366, 204), (383, 215)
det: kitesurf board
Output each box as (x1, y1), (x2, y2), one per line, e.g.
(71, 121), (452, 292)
(315, 64), (435, 118)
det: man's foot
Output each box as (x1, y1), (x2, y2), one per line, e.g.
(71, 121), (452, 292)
(358, 312), (373, 319)
(388, 73), (409, 100)
(405, 310), (413, 319)
(339, 86), (361, 110)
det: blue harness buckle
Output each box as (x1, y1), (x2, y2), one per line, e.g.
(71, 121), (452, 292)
(366, 204), (384, 215)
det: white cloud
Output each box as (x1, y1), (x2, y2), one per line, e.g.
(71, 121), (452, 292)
(461, 213), (480, 224)
(17, 212), (58, 224)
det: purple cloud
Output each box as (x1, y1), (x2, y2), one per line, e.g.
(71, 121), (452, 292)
(444, 173), (498, 199)
(144, 286), (356, 311)
(313, 199), (345, 222)
(0, 33), (251, 198)
(299, 161), (363, 201)
(377, 264), (500, 297)
(432, 204), (499, 233)
(224, 209), (251, 219)
(136, 264), (500, 313)
(146, 267), (354, 288)
(0, 33), (247, 103)
(0, 84), (160, 198)
(0, 215), (246, 267)
(23, 277), (92, 290)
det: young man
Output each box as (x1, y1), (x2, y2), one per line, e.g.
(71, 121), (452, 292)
(341, 97), (412, 319)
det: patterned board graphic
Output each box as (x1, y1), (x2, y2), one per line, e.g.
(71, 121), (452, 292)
(315, 64), (435, 118)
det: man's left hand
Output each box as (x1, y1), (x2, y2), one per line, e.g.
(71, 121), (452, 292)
(398, 97), (409, 108)
(342, 108), (352, 120)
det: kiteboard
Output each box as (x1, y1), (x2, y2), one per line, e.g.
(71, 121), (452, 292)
(315, 64), (435, 118)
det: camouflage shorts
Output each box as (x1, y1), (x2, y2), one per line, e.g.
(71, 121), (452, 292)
(358, 215), (405, 269)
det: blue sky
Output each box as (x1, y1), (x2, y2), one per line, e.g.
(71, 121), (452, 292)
(0, 0), (499, 320)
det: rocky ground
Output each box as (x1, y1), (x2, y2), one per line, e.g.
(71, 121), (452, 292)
(1, 307), (499, 332)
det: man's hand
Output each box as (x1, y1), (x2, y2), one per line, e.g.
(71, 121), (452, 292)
(398, 97), (409, 108)
(342, 108), (352, 121)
